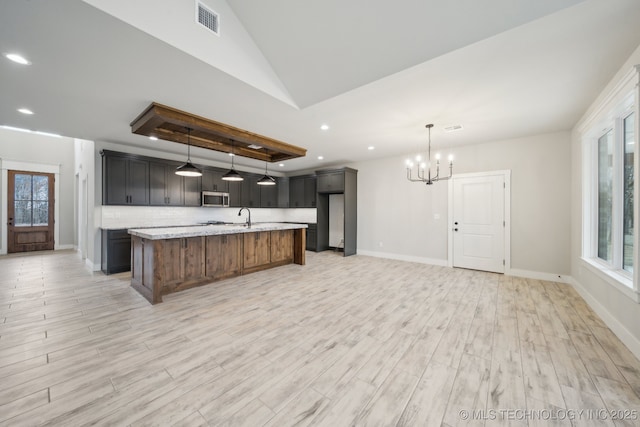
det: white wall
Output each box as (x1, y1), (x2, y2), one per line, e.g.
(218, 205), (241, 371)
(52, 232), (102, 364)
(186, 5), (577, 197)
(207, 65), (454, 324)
(0, 128), (75, 252)
(571, 43), (640, 356)
(74, 138), (96, 268)
(351, 131), (572, 275)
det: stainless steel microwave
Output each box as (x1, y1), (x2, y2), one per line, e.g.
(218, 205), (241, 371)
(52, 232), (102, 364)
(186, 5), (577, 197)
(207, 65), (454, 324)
(202, 191), (230, 207)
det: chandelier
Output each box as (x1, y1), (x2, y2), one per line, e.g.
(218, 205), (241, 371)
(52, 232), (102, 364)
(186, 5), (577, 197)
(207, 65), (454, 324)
(406, 124), (453, 185)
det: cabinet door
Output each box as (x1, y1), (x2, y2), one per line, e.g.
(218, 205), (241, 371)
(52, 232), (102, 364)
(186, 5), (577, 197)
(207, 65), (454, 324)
(202, 169), (228, 192)
(260, 181), (278, 207)
(150, 162), (184, 206)
(271, 230), (293, 262)
(304, 176), (317, 207)
(242, 174), (261, 208)
(159, 239), (183, 288)
(183, 175), (201, 206)
(149, 162), (168, 205)
(127, 159), (150, 205)
(166, 168), (185, 206)
(183, 237), (205, 282)
(317, 172), (344, 193)
(306, 226), (317, 251)
(206, 234), (242, 279)
(244, 232), (270, 269)
(104, 156), (128, 205)
(289, 177), (304, 208)
(228, 181), (242, 207)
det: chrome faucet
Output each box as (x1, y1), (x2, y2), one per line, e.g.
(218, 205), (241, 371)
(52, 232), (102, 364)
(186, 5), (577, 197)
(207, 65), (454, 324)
(238, 207), (251, 228)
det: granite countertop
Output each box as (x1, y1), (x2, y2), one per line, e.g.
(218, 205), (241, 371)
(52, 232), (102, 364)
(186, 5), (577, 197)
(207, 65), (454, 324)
(128, 222), (308, 240)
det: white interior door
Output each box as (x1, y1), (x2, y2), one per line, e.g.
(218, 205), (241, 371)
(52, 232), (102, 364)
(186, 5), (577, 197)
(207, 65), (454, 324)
(452, 173), (506, 273)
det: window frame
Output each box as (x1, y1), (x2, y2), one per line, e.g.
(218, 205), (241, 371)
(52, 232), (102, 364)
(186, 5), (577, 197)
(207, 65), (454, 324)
(580, 65), (640, 302)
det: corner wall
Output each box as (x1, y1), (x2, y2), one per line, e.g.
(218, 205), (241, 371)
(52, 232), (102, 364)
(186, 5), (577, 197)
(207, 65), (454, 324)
(571, 43), (640, 357)
(0, 128), (75, 253)
(351, 131), (572, 276)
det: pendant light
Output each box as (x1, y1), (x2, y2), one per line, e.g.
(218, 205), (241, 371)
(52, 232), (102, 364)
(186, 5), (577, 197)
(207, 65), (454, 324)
(405, 123), (453, 185)
(257, 161), (276, 186)
(222, 140), (244, 181)
(175, 127), (202, 177)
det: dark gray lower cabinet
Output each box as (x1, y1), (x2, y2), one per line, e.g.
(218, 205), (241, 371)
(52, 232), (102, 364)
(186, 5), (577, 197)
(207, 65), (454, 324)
(101, 229), (131, 274)
(306, 224), (317, 251)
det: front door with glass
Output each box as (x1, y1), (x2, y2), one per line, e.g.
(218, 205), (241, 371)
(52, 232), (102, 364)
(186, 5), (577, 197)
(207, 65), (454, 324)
(8, 170), (55, 253)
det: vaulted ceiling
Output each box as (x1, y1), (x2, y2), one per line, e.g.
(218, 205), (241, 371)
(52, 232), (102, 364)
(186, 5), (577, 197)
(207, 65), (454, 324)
(1, 0), (640, 172)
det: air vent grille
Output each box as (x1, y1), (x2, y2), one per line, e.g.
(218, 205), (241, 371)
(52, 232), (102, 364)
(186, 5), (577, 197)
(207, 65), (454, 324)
(444, 124), (464, 132)
(197, 1), (219, 35)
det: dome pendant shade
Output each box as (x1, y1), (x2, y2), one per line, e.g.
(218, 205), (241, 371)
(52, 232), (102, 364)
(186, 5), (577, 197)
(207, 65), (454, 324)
(222, 167), (244, 181)
(176, 161), (202, 177)
(257, 175), (276, 185)
(257, 162), (276, 186)
(222, 143), (244, 181)
(176, 127), (202, 177)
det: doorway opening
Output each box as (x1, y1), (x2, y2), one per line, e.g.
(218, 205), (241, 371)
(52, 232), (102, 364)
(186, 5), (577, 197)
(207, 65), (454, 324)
(7, 170), (55, 253)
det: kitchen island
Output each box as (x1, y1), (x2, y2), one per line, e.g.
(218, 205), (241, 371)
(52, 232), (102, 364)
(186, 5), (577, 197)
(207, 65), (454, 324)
(128, 223), (307, 304)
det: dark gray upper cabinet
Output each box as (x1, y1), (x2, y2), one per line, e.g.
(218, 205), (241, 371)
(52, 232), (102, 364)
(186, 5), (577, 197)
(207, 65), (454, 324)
(317, 170), (344, 193)
(241, 174), (262, 208)
(304, 176), (317, 207)
(289, 175), (316, 208)
(103, 150), (201, 207)
(228, 180), (243, 207)
(150, 161), (183, 206)
(289, 176), (305, 208)
(260, 179), (278, 208)
(201, 168), (228, 193)
(183, 174), (202, 206)
(103, 154), (149, 205)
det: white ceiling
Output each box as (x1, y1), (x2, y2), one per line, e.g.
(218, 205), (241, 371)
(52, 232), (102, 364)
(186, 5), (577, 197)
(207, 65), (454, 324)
(1, 0), (640, 173)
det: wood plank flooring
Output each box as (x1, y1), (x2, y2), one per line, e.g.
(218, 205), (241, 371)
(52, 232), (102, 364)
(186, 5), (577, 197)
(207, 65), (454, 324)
(1, 250), (640, 426)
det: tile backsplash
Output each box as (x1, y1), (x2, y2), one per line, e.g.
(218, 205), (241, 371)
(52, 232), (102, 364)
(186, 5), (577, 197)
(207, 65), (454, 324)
(101, 206), (317, 229)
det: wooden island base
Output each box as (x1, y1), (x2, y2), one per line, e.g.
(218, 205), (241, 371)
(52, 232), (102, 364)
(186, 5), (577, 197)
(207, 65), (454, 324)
(131, 227), (305, 304)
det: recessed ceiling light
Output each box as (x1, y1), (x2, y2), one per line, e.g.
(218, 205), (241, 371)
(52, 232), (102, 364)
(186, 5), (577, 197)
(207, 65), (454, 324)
(320, 124), (329, 131)
(278, 163), (285, 167)
(248, 144), (262, 149)
(149, 136), (158, 141)
(5, 53), (30, 65)
(229, 152), (235, 157)
(368, 146), (375, 150)
(318, 156), (324, 160)
(17, 108), (34, 115)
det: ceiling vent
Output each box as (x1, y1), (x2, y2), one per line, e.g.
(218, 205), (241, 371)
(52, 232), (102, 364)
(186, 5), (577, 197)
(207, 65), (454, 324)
(444, 124), (464, 133)
(196, 1), (219, 36)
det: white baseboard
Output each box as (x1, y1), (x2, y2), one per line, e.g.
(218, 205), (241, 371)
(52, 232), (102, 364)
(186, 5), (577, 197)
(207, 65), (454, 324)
(507, 268), (571, 284)
(56, 244), (75, 250)
(569, 277), (640, 361)
(85, 258), (100, 272)
(356, 250), (448, 267)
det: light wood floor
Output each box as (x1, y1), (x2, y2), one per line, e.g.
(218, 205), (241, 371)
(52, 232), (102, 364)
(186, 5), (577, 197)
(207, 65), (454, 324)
(1, 250), (640, 426)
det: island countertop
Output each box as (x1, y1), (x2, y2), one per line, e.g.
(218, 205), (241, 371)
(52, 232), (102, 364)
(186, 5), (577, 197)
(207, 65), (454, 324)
(128, 222), (308, 240)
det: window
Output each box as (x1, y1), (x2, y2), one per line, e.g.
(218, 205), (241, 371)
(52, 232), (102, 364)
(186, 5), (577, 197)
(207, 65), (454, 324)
(581, 66), (638, 299)
(588, 110), (635, 281)
(623, 113), (635, 273)
(14, 173), (50, 227)
(597, 130), (613, 263)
